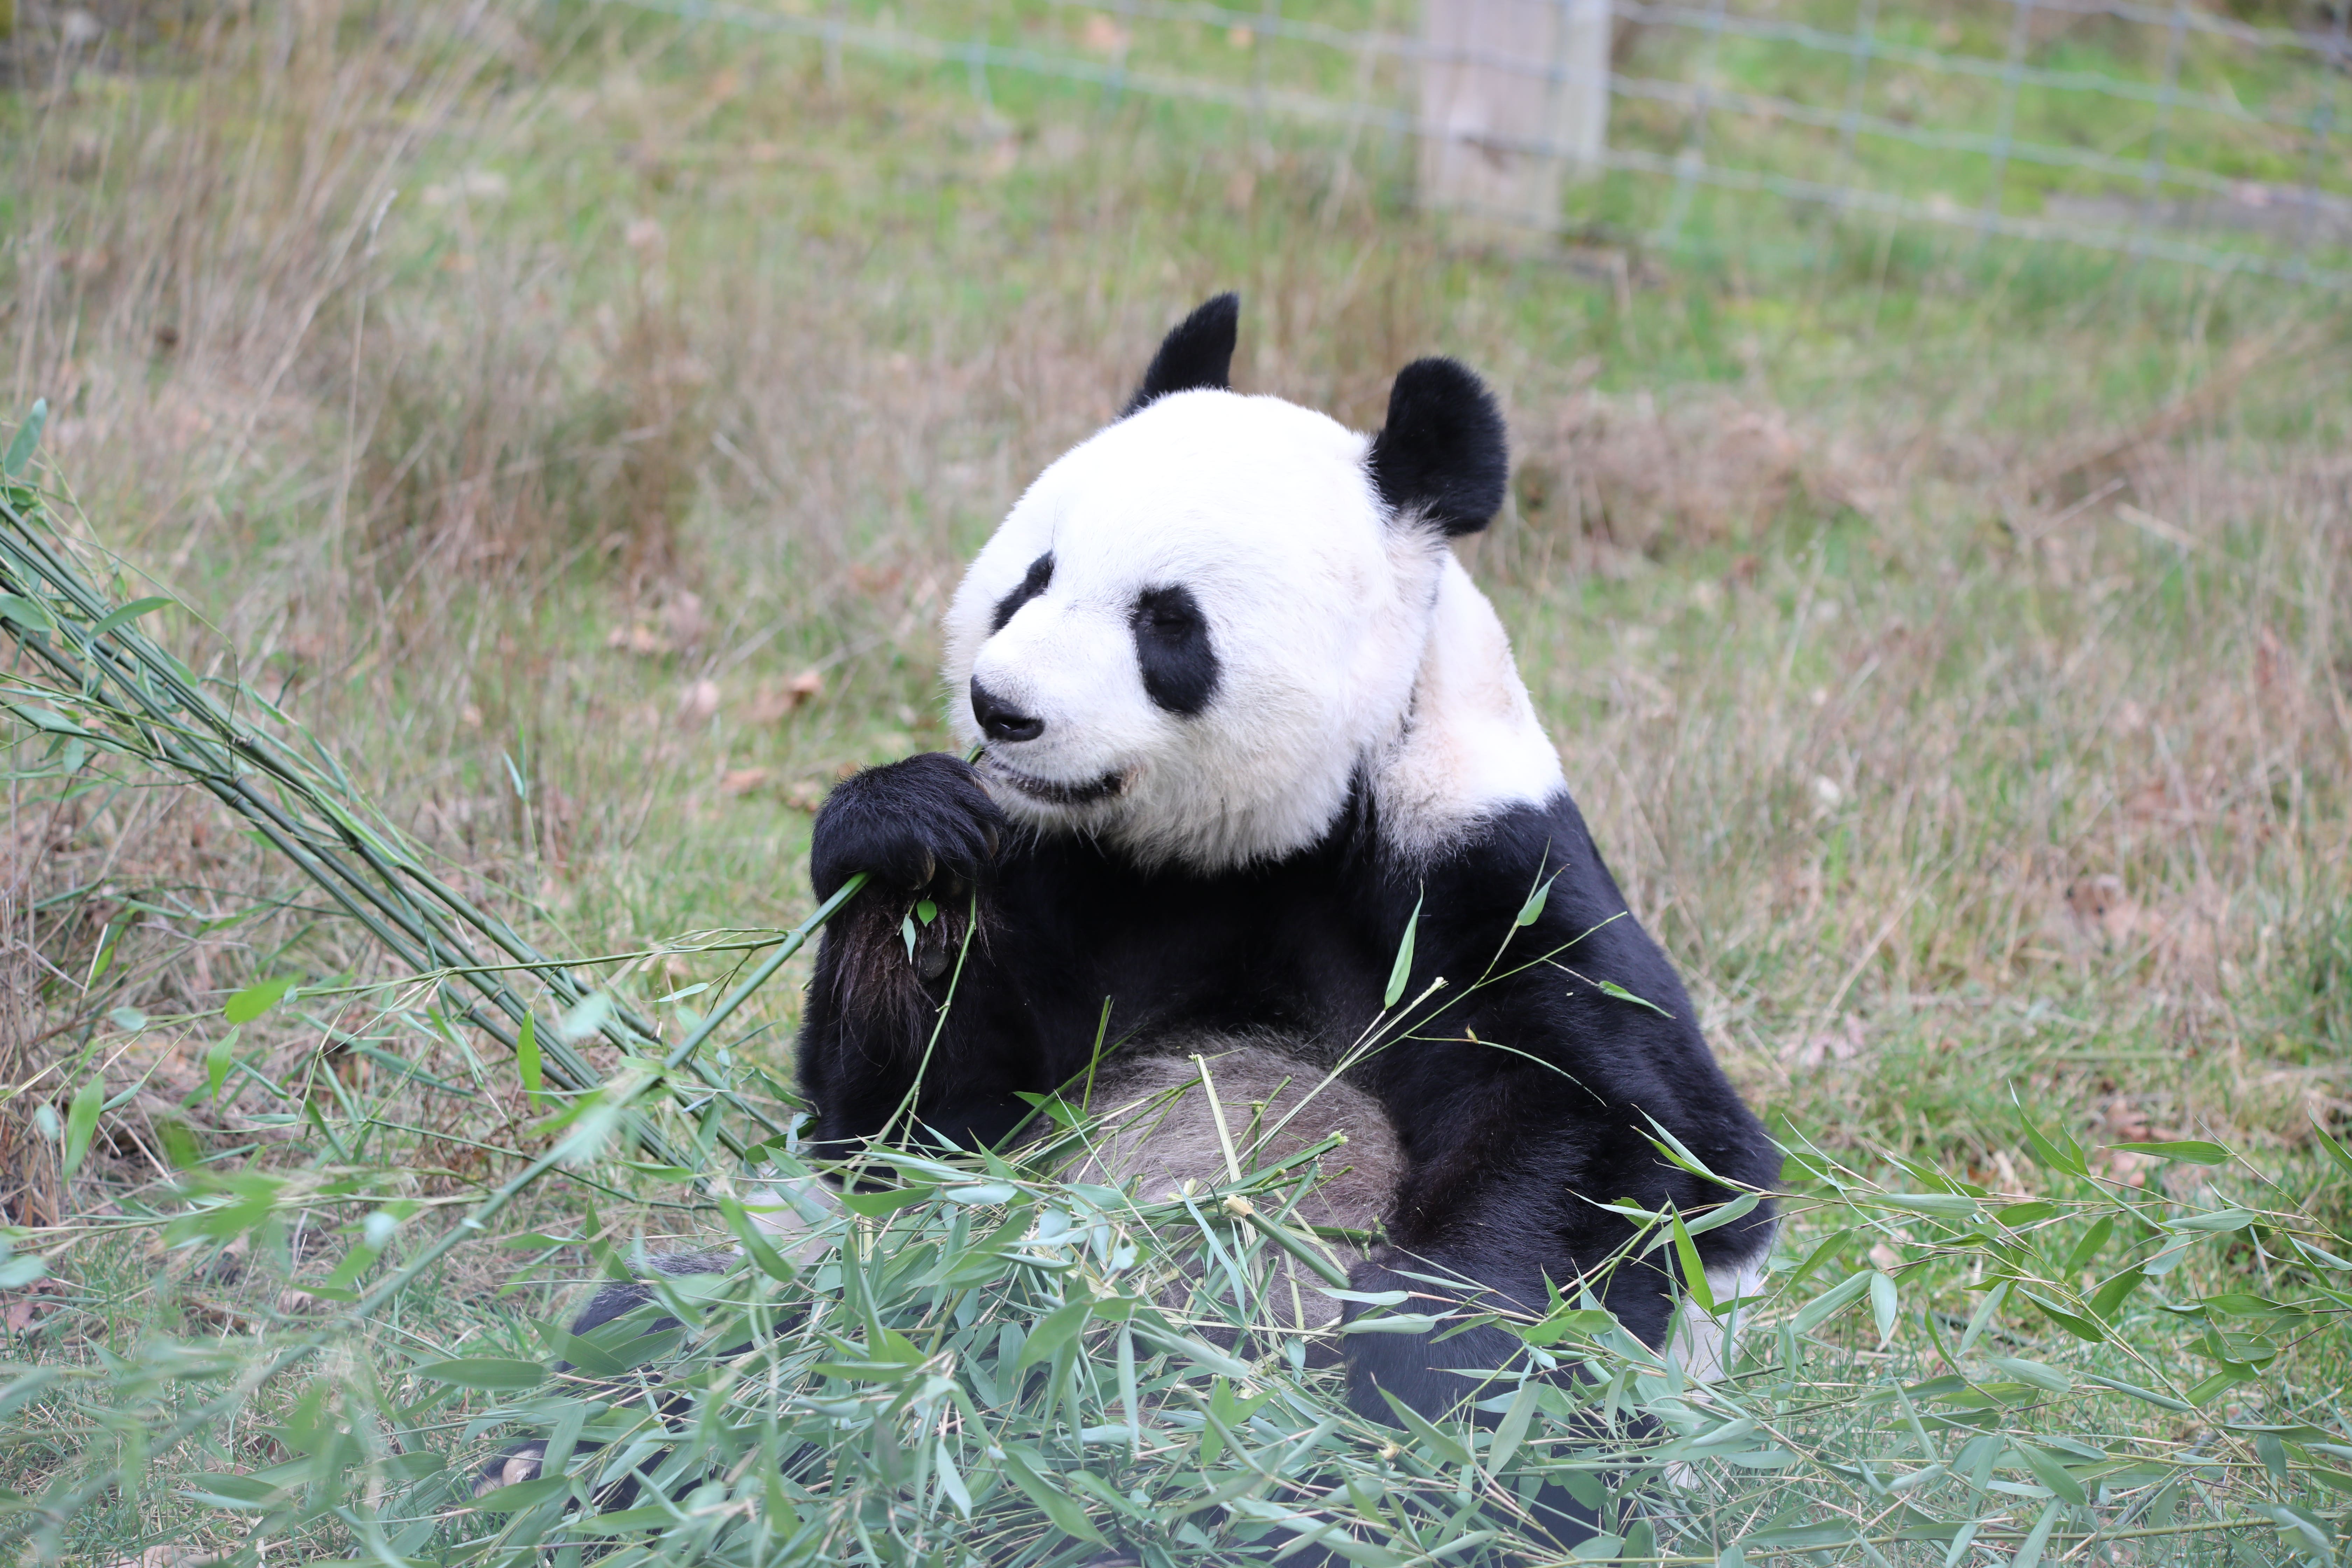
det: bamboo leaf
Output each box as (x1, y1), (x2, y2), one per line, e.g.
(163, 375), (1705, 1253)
(1241, 1208), (1351, 1287)
(1987, 1356), (2071, 1393)
(1485, 1379), (1537, 1474)
(2106, 1139), (2230, 1166)
(1684, 1190), (1764, 1239)
(1384, 894), (1422, 1009)
(1379, 1388), (1474, 1467)
(516, 1011), (544, 1110)
(2016, 1107), (2089, 1178)
(993, 1447), (1107, 1545)
(2309, 1116), (2352, 1180)
(2079, 1372), (2192, 1412)
(468, 1475), (575, 1513)
(1597, 978), (1673, 1017)
(1513, 872), (1560, 928)
(61, 1073), (105, 1177)
(717, 1196), (797, 1283)
(206, 1032), (236, 1102)
(2014, 1443), (2088, 1505)
(223, 975), (298, 1025)
(88, 596), (176, 638)
(413, 1358), (547, 1391)
(1792, 1267), (1876, 1335)
(2018, 1288), (2107, 1342)
(0, 594), (56, 632)
(1671, 1209), (1718, 1315)
(2060, 1215), (2114, 1272)
(1869, 1269), (1898, 1346)
(2088, 1267), (2145, 1322)
(2008, 1500), (2063, 1568)
(1016, 1297), (1094, 1371)
(3, 400), (45, 478)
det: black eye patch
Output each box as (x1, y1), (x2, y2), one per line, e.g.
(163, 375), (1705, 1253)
(990, 553), (1055, 633)
(1130, 585), (1219, 716)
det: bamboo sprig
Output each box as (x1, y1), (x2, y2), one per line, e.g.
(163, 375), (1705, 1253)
(0, 441), (840, 1169)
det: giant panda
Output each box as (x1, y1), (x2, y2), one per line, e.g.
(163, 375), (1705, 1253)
(799, 292), (1780, 1421)
(479, 296), (1778, 1515)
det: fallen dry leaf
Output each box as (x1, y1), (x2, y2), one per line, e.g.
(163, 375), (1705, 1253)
(181, 1298), (262, 1331)
(2065, 874), (2143, 946)
(102, 1546), (218, 1568)
(747, 669), (825, 724)
(678, 678), (721, 724)
(606, 623), (673, 656)
(1783, 1013), (1864, 1070)
(662, 590), (709, 650)
(720, 767), (772, 797)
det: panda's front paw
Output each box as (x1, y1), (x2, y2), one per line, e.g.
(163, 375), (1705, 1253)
(810, 752), (1008, 899)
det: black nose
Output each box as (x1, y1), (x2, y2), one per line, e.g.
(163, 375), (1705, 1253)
(970, 677), (1044, 744)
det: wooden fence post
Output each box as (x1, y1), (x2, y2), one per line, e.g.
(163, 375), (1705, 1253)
(1418, 0), (1611, 231)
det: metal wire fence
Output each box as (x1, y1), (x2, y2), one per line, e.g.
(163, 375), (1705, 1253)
(616, 0), (2352, 288)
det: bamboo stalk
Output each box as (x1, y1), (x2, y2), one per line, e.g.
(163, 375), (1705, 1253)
(0, 478), (836, 1169)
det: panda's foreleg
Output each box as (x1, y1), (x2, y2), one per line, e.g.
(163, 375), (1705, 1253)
(797, 784), (1064, 1160)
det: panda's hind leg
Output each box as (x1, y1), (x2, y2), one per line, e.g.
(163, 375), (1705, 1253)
(1057, 1042), (1404, 1358)
(470, 1247), (741, 1500)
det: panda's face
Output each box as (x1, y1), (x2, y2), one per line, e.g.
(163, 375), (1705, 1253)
(939, 294), (1549, 874)
(943, 391), (1449, 872)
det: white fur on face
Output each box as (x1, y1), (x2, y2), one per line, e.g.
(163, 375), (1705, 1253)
(943, 387), (1560, 873)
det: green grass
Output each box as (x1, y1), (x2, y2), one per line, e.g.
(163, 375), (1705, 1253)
(4, 0), (2352, 1561)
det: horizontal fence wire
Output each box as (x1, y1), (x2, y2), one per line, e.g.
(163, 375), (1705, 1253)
(607, 0), (2352, 289)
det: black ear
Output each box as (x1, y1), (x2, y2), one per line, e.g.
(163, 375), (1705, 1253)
(1122, 293), (1240, 416)
(1366, 358), (1508, 536)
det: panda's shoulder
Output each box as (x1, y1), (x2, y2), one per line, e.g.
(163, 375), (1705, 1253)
(1368, 560), (1565, 862)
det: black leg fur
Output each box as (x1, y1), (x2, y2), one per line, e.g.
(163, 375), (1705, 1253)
(472, 1248), (747, 1504)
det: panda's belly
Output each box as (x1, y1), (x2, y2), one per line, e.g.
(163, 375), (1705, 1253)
(1045, 1037), (1402, 1341)
(1062, 1038), (1400, 1232)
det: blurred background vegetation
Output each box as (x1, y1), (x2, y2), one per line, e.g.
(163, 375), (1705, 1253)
(3, 0), (2352, 1562)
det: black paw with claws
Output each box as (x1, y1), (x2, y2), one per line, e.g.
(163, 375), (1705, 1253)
(810, 752), (1007, 899)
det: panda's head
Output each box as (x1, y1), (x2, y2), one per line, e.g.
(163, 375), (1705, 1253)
(944, 294), (1555, 873)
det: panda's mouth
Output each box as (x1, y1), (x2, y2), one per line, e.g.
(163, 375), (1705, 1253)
(979, 752), (1127, 807)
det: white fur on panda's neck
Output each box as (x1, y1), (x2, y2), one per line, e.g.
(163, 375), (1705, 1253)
(943, 388), (1563, 875)
(1369, 554), (1565, 863)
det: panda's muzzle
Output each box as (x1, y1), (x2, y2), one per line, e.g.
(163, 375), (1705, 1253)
(978, 750), (1127, 807)
(969, 677), (1045, 744)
